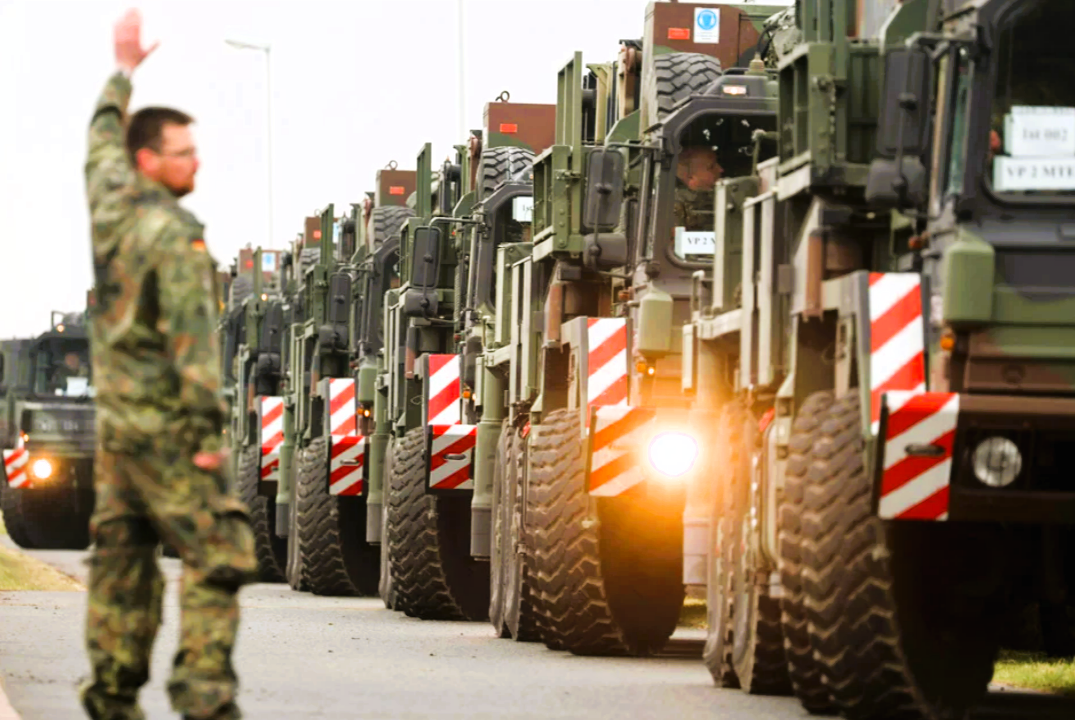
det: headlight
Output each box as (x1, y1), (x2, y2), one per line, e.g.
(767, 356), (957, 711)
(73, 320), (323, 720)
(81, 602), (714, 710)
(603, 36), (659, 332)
(972, 437), (1022, 488)
(647, 432), (698, 478)
(31, 458), (54, 480)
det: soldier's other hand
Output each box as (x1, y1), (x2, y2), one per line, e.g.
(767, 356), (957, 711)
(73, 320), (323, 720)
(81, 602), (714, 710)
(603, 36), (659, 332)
(114, 9), (159, 73)
(194, 448), (230, 472)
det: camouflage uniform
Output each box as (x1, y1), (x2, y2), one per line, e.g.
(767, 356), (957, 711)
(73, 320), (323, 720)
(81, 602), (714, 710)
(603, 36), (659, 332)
(81, 71), (257, 720)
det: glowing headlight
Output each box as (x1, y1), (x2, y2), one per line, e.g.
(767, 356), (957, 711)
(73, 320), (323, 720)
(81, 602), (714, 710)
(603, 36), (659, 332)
(31, 458), (54, 480)
(972, 437), (1022, 488)
(648, 433), (698, 478)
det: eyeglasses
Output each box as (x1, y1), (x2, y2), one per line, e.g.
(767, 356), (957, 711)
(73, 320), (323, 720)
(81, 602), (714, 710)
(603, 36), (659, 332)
(153, 147), (198, 159)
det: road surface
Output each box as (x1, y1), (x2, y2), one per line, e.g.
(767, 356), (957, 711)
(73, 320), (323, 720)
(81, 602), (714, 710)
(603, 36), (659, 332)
(1, 541), (1073, 719)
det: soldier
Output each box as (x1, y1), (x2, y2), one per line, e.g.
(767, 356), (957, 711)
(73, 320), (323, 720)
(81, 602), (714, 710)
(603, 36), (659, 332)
(80, 9), (257, 720)
(673, 145), (723, 234)
(49, 352), (89, 394)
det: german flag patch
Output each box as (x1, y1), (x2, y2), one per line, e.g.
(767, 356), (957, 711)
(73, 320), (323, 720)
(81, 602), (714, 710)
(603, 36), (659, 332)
(191, 239), (207, 252)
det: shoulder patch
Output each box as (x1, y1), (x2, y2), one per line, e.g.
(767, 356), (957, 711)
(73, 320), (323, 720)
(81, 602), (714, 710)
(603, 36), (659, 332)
(191, 239), (207, 252)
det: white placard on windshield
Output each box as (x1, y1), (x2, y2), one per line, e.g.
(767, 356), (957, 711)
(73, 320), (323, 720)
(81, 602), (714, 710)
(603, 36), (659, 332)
(994, 157), (1075, 191)
(66, 377), (89, 396)
(512, 196), (533, 223)
(1005, 107), (1075, 157)
(675, 227), (716, 256)
(262, 252), (276, 272)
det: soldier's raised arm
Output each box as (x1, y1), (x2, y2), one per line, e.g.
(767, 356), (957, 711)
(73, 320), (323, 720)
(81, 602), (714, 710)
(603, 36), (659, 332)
(85, 10), (158, 219)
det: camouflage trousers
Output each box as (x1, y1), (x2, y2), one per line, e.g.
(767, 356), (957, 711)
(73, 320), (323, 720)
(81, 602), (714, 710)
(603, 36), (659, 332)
(80, 442), (257, 720)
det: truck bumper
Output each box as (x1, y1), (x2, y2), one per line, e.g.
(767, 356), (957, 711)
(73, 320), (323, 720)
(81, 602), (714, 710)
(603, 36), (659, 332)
(876, 392), (1075, 524)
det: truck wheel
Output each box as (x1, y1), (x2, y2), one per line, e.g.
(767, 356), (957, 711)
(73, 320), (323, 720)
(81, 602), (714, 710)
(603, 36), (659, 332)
(297, 436), (379, 596)
(505, 428), (540, 641)
(1, 483), (36, 549)
(780, 391), (836, 714)
(802, 392), (998, 719)
(703, 406), (741, 688)
(19, 485), (92, 550)
(387, 427), (489, 620)
(652, 52), (724, 120)
(705, 404), (790, 693)
(531, 409), (682, 656)
(286, 450), (309, 592)
(379, 439), (399, 610)
(368, 205), (414, 249)
(477, 147), (534, 201)
(492, 422), (541, 641)
(237, 445), (286, 583)
(489, 421), (512, 637)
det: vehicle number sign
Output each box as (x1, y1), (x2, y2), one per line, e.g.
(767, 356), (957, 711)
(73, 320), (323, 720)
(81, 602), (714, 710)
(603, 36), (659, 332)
(675, 227), (715, 257)
(513, 196), (533, 223)
(1005, 106), (1075, 158)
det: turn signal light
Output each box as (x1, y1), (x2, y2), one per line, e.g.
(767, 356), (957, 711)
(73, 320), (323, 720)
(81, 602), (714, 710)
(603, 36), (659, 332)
(940, 331), (956, 352)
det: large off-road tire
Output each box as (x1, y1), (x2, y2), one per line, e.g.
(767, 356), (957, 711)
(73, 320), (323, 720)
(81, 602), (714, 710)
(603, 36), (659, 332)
(379, 439), (399, 610)
(228, 273), (253, 308)
(1, 482), (36, 549)
(368, 205), (414, 248)
(286, 450), (309, 592)
(801, 393), (998, 720)
(705, 404), (790, 694)
(237, 445), (287, 583)
(387, 427), (489, 620)
(491, 422), (541, 641)
(489, 422), (512, 637)
(296, 436), (379, 596)
(530, 409), (683, 657)
(477, 147), (534, 201)
(779, 391), (837, 714)
(652, 52), (724, 120)
(11, 477), (93, 551)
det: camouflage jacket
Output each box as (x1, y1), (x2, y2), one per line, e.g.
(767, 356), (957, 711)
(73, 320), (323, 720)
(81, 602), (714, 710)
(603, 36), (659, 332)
(85, 71), (225, 454)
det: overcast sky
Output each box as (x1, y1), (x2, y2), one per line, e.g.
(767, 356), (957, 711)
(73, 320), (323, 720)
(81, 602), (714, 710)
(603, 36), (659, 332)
(0, 0), (790, 340)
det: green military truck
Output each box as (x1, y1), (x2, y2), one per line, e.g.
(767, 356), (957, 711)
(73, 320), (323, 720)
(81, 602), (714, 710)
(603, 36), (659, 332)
(677, 0), (1075, 717)
(220, 245), (288, 581)
(1, 308), (95, 549)
(375, 101), (555, 621)
(459, 1), (783, 655)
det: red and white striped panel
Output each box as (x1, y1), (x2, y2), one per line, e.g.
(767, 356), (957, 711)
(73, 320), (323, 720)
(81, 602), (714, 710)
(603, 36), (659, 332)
(260, 396), (284, 482)
(879, 392), (959, 521)
(329, 378), (359, 437)
(588, 405), (657, 496)
(869, 273), (926, 435)
(3, 446), (29, 489)
(329, 435), (366, 496)
(429, 424), (477, 491)
(427, 355), (463, 426)
(586, 318), (629, 426)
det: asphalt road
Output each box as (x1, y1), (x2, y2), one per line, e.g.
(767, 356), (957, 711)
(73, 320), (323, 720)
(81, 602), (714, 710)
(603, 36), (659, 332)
(1, 541), (1073, 720)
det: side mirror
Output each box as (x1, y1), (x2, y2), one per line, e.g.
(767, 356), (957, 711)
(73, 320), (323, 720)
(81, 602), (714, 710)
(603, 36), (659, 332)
(0, 354), (5, 384)
(865, 157), (928, 209)
(409, 226), (441, 288)
(404, 226), (442, 318)
(876, 48), (933, 158)
(583, 148), (625, 232)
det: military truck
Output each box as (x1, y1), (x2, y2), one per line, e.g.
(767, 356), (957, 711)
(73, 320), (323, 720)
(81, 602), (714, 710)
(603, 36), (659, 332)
(274, 209), (386, 597)
(220, 245), (288, 581)
(374, 100), (556, 621)
(452, 1), (781, 655)
(0, 308), (95, 549)
(677, 0), (1075, 717)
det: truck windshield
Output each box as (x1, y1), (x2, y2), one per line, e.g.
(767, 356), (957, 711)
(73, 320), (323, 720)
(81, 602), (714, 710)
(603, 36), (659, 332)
(33, 338), (92, 397)
(655, 112), (775, 263)
(987, 0), (1075, 199)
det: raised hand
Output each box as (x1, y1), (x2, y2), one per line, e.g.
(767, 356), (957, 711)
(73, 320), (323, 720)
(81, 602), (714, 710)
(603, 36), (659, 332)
(114, 9), (159, 73)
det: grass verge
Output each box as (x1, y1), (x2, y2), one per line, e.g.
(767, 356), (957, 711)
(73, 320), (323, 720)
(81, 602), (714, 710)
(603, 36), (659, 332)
(0, 543), (83, 591)
(994, 651), (1075, 696)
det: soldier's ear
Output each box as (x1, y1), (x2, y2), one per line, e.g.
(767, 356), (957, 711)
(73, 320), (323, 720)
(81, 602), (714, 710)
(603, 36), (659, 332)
(134, 147), (159, 175)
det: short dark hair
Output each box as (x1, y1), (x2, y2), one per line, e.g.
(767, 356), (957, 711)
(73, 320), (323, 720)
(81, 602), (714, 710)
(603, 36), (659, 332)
(126, 107), (194, 165)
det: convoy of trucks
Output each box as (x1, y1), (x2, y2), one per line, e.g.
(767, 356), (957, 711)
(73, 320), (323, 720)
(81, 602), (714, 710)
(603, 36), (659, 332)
(4, 2), (1072, 718)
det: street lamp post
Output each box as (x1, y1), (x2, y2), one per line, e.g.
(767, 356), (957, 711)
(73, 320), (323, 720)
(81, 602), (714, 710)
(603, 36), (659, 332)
(226, 39), (274, 250)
